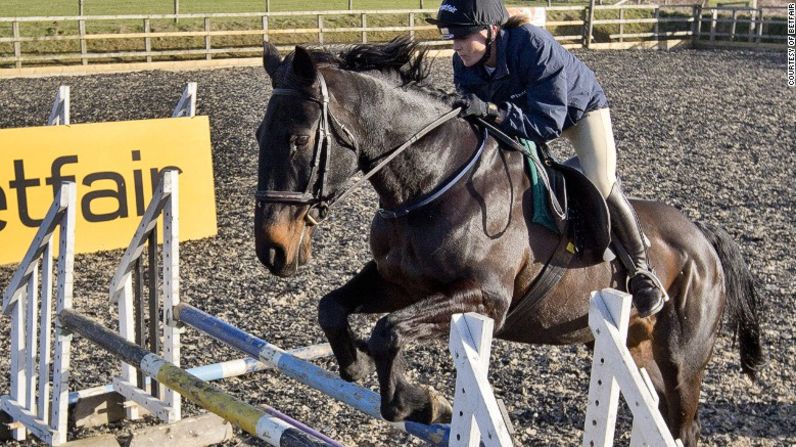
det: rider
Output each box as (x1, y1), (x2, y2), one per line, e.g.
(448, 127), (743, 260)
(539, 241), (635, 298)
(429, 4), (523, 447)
(427, 0), (666, 317)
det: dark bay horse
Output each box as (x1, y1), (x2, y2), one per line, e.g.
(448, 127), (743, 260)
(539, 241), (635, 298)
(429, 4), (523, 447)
(253, 38), (763, 446)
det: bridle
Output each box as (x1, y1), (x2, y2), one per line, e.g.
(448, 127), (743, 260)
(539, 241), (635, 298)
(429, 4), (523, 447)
(254, 74), (345, 224)
(255, 71), (480, 226)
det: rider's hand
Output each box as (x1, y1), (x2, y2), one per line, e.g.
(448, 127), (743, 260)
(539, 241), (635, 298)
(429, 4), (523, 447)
(453, 94), (501, 122)
(453, 93), (489, 118)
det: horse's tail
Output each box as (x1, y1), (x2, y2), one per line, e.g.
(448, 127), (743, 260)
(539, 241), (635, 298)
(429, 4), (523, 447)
(696, 222), (764, 381)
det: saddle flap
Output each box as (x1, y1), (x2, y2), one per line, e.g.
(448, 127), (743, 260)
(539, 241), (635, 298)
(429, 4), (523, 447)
(551, 156), (611, 261)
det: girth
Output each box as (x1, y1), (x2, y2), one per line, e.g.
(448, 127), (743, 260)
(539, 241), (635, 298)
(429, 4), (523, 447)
(498, 220), (575, 336)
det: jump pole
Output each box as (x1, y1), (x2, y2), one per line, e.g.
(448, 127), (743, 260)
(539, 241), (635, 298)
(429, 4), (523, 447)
(173, 303), (451, 446)
(58, 308), (344, 447)
(68, 343), (332, 405)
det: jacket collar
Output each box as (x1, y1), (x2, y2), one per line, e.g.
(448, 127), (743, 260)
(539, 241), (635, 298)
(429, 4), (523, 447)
(491, 27), (510, 79)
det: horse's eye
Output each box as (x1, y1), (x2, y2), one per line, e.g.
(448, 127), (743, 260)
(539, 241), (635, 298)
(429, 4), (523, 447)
(289, 135), (310, 157)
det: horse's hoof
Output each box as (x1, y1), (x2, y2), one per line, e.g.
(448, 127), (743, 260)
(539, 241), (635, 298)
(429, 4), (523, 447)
(423, 385), (452, 424)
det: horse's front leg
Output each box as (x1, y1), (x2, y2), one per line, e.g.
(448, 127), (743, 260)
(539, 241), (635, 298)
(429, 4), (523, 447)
(318, 261), (403, 382)
(368, 285), (510, 424)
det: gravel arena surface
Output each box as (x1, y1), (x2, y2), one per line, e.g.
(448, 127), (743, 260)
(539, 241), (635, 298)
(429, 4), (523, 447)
(0, 48), (794, 446)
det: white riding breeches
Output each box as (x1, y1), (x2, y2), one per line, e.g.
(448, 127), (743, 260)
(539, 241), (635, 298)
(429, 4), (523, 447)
(560, 107), (617, 198)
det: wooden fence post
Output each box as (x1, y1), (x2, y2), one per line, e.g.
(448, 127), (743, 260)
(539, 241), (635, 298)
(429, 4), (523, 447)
(12, 21), (21, 69)
(204, 17), (211, 60)
(755, 7), (763, 43)
(361, 13), (367, 43)
(174, 0), (180, 24)
(709, 8), (717, 41)
(730, 8), (737, 40)
(144, 18), (152, 63)
(692, 5), (701, 40)
(654, 7), (660, 40)
(262, 14), (269, 42)
(409, 12), (415, 40)
(585, 0), (595, 49)
(318, 15), (324, 45)
(619, 8), (624, 43)
(747, 8), (756, 42)
(79, 19), (87, 65)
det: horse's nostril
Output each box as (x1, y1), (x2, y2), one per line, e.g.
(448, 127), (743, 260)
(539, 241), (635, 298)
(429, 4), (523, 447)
(267, 247), (277, 266)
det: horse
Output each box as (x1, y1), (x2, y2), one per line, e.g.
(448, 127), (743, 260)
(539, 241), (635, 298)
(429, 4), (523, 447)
(252, 38), (763, 446)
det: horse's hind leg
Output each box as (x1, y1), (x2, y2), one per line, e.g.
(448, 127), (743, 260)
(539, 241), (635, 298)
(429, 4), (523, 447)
(654, 257), (726, 446)
(655, 355), (704, 447)
(318, 261), (404, 382)
(628, 347), (670, 426)
(367, 285), (509, 424)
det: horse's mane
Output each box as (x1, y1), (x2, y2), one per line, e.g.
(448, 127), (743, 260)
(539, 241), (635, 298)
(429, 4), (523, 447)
(305, 36), (455, 104)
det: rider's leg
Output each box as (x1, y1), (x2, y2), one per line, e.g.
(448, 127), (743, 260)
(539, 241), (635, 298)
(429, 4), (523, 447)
(562, 107), (665, 317)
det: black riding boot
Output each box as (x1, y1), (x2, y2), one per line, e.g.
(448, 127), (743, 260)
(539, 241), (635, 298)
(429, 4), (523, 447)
(606, 183), (666, 317)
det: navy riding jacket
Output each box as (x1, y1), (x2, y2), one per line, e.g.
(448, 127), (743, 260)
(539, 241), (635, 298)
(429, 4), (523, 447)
(453, 23), (608, 144)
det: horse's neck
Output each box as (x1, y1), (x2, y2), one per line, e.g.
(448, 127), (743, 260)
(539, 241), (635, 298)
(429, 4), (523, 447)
(346, 75), (480, 209)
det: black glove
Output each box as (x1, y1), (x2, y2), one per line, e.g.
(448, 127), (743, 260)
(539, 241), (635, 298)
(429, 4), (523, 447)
(453, 93), (489, 118)
(453, 94), (501, 121)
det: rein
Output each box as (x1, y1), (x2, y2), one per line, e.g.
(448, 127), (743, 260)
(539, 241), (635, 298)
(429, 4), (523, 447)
(256, 71), (477, 226)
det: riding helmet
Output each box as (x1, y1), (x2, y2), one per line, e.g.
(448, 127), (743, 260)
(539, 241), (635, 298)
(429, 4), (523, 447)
(426, 0), (510, 40)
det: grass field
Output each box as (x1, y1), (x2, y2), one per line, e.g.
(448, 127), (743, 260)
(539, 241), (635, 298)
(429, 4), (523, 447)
(0, 0), (613, 18)
(1, 0), (445, 17)
(0, 0), (783, 68)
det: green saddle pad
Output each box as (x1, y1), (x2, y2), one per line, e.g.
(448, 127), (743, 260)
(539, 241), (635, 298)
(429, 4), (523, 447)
(520, 139), (559, 234)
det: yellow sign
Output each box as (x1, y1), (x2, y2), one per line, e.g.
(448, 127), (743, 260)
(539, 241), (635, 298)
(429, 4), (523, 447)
(0, 117), (217, 265)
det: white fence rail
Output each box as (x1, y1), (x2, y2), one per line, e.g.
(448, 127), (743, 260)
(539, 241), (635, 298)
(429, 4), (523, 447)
(0, 5), (788, 70)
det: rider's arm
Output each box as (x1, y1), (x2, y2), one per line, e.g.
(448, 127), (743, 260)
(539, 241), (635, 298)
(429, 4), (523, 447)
(496, 37), (568, 143)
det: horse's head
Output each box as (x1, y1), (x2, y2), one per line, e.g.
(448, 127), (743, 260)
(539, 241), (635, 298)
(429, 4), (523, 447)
(254, 43), (359, 277)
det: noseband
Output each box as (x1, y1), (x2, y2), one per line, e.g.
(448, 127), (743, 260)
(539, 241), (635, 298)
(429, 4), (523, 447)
(255, 71), (478, 226)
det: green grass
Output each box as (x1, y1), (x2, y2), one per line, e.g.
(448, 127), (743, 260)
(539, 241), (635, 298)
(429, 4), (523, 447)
(1, 0), (609, 18)
(0, 1), (783, 68)
(2, 0), (439, 17)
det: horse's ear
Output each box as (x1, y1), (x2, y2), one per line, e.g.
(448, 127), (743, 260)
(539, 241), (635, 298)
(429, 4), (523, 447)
(263, 42), (281, 79)
(291, 46), (317, 82)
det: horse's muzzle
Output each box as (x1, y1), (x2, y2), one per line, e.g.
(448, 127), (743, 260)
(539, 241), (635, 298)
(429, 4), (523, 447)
(254, 216), (312, 277)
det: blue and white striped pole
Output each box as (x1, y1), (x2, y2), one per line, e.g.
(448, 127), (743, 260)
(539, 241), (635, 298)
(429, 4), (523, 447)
(174, 303), (450, 446)
(68, 344), (332, 406)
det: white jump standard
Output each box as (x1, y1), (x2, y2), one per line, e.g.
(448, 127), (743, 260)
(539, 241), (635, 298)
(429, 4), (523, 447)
(58, 308), (341, 447)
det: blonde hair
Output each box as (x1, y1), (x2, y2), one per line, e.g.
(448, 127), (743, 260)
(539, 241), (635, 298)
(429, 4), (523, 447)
(504, 14), (530, 29)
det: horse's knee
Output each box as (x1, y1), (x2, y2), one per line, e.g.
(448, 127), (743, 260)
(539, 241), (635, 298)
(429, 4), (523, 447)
(368, 316), (401, 358)
(318, 293), (348, 331)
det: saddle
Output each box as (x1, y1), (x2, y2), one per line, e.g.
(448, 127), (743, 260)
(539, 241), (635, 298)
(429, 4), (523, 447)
(475, 119), (612, 336)
(477, 119), (611, 261)
(543, 150), (611, 262)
